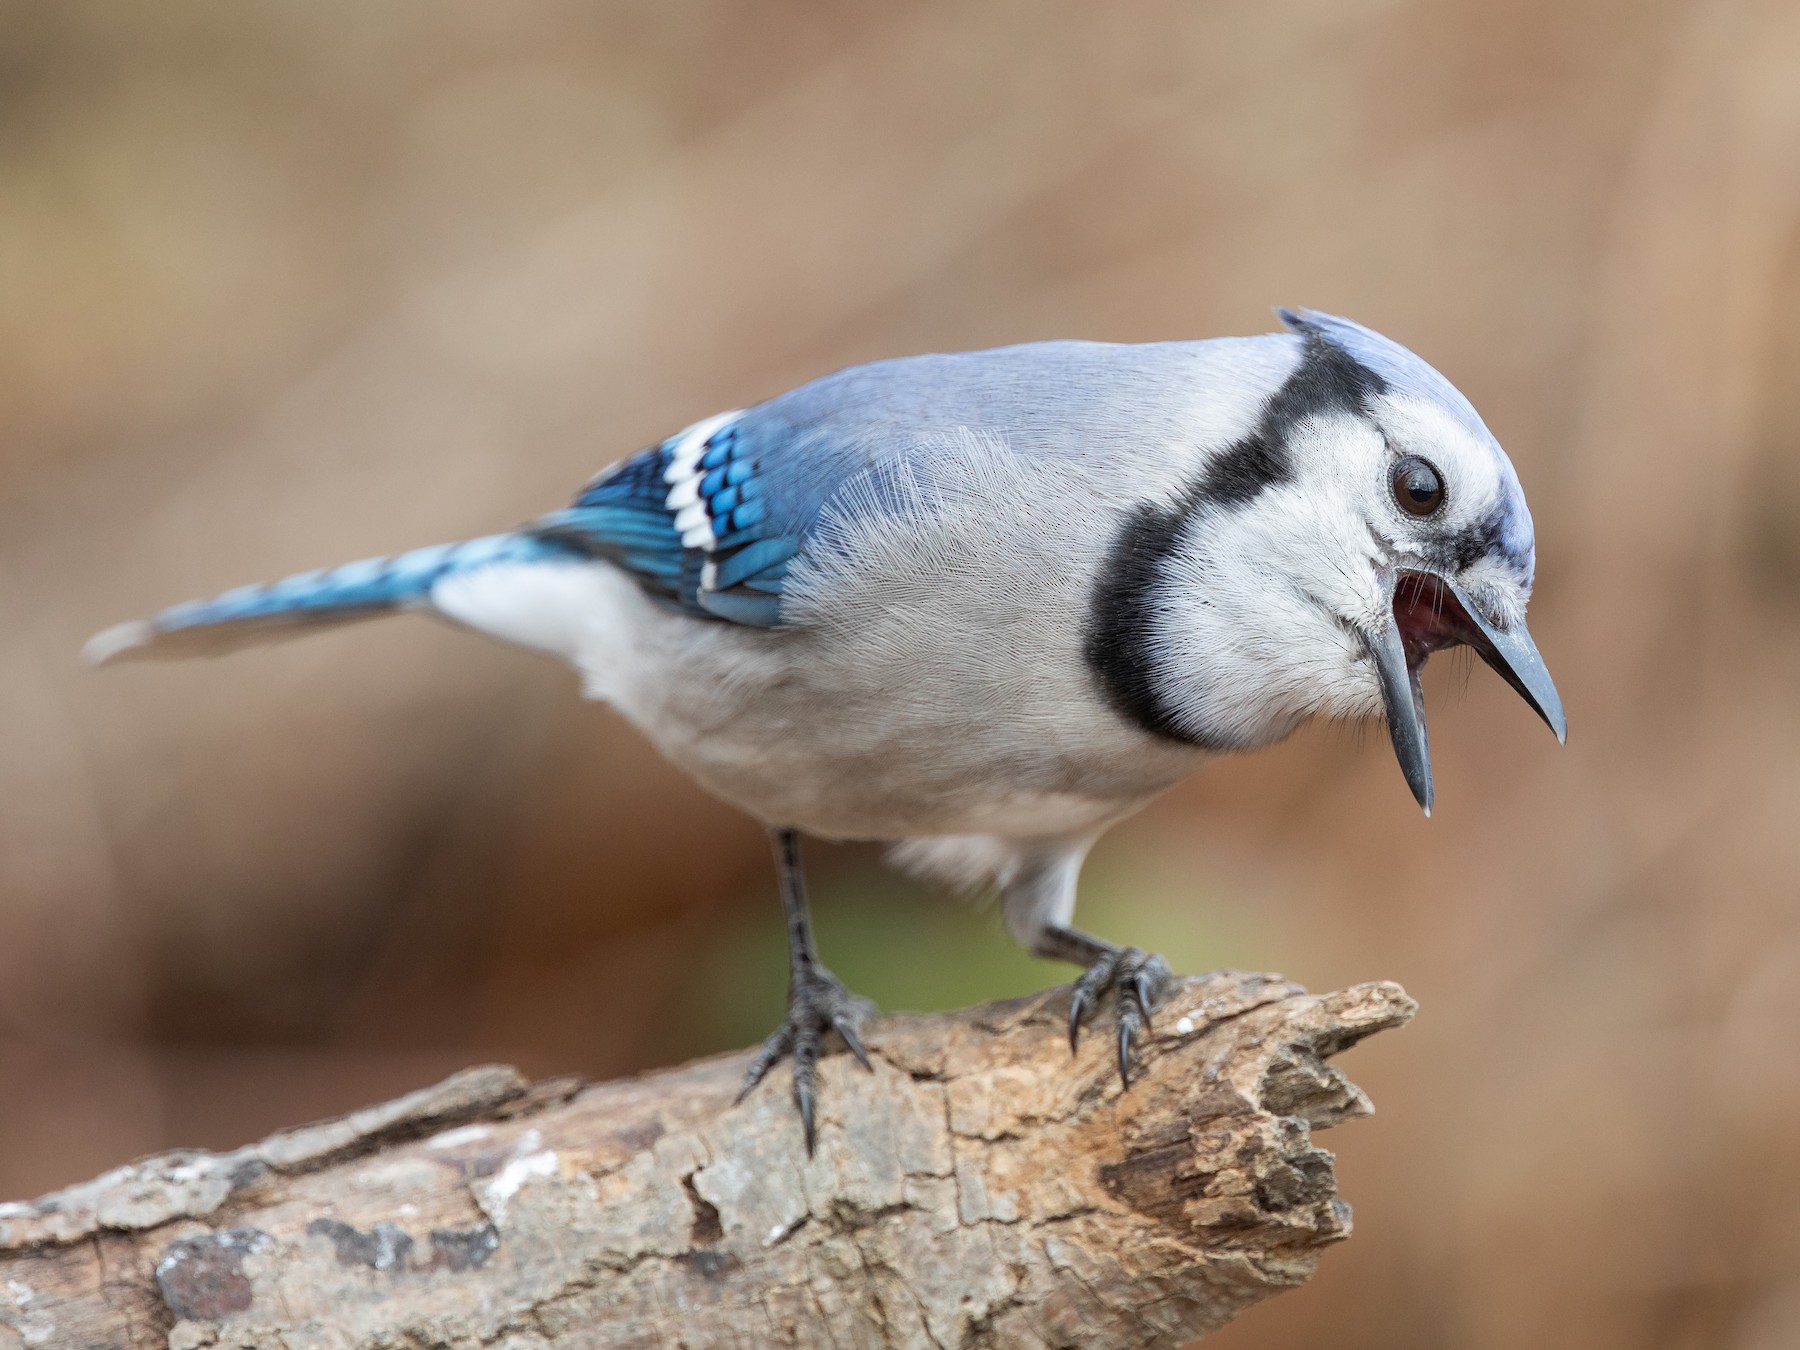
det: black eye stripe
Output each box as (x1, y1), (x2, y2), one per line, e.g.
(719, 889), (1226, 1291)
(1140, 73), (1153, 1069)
(1391, 456), (1445, 517)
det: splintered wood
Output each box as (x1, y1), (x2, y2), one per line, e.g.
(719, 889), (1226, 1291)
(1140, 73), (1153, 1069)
(0, 971), (1413, 1349)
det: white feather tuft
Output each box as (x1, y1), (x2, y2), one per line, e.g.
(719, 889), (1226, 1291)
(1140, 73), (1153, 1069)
(886, 835), (1023, 894)
(430, 560), (617, 661)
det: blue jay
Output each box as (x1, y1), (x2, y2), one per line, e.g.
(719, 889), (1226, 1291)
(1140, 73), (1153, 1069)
(87, 309), (1564, 1153)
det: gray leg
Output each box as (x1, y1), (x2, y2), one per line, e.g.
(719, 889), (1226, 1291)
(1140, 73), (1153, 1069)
(1002, 838), (1170, 1086)
(736, 828), (875, 1154)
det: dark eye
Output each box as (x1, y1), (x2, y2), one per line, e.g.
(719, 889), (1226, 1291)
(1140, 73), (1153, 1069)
(1390, 457), (1445, 516)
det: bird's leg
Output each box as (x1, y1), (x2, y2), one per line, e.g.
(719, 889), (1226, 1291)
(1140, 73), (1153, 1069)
(1033, 924), (1171, 1086)
(735, 827), (875, 1154)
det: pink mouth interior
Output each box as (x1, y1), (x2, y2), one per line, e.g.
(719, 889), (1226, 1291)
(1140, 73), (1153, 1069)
(1393, 572), (1478, 672)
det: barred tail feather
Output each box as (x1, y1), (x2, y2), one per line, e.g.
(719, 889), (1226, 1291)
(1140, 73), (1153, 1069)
(83, 533), (573, 665)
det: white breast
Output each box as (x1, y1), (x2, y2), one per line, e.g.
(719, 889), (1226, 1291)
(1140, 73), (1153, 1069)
(565, 435), (1208, 839)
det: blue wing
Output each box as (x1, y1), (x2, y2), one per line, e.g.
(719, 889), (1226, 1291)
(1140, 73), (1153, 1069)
(526, 410), (817, 628)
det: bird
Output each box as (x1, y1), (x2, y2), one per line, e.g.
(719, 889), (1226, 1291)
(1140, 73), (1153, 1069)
(86, 308), (1565, 1154)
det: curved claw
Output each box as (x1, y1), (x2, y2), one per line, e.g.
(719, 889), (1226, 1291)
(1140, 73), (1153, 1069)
(791, 1020), (823, 1155)
(736, 1025), (792, 1104)
(795, 1074), (817, 1156)
(1129, 970), (1156, 1028)
(1116, 1013), (1137, 1086)
(1068, 987), (1090, 1053)
(833, 1014), (873, 1072)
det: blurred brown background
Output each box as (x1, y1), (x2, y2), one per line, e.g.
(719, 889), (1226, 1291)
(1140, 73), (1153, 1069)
(4, 1), (1799, 1345)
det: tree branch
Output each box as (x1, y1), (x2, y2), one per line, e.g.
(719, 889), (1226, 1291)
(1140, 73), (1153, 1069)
(0, 971), (1413, 1349)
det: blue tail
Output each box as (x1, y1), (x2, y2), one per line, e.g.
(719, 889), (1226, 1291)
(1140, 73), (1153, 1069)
(84, 532), (576, 664)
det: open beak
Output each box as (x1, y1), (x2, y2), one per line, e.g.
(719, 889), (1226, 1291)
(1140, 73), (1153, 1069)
(1363, 571), (1566, 816)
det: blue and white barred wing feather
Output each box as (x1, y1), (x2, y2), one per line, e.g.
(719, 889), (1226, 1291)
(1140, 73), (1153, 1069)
(525, 407), (864, 629)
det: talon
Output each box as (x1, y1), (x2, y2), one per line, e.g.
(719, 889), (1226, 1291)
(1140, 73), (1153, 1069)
(737, 1027), (791, 1103)
(1068, 988), (1088, 1053)
(834, 1014), (873, 1071)
(1130, 971), (1155, 1028)
(792, 1019), (821, 1155)
(1117, 1013), (1136, 1086)
(795, 1074), (816, 1156)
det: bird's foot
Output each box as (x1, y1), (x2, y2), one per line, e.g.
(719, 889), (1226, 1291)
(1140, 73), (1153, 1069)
(1068, 945), (1171, 1086)
(736, 963), (876, 1154)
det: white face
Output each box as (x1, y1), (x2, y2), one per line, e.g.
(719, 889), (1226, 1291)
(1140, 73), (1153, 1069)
(1145, 391), (1536, 750)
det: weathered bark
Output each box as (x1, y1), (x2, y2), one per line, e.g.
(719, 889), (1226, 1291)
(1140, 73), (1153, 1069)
(0, 971), (1413, 1349)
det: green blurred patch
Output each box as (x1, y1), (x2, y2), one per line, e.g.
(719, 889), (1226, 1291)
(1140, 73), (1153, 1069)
(681, 846), (1270, 1056)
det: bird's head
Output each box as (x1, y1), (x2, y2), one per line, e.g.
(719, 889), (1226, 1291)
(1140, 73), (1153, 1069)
(1090, 307), (1565, 812)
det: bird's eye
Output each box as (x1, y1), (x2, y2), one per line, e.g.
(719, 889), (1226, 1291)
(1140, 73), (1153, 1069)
(1390, 457), (1445, 516)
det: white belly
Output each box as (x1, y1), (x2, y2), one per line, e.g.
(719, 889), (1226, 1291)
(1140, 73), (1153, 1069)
(538, 565), (1205, 841)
